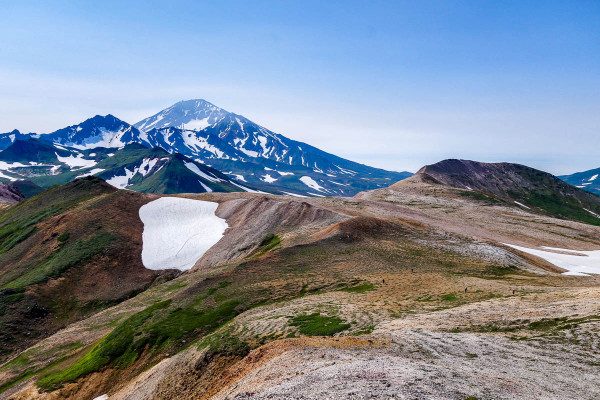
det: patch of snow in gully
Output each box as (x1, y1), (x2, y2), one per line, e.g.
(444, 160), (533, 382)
(139, 197), (228, 271)
(55, 153), (97, 169)
(229, 181), (268, 194)
(584, 208), (600, 219)
(514, 201), (530, 209)
(299, 176), (326, 192)
(184, 161), (221, 182)
(504, 243), (600, 276)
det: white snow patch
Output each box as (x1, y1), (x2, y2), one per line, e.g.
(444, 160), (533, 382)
(257, 135), (269, 155)
(589, 174), (598, 181)
(299, 176), (325, 192)
(199, 181), (213, 193)
(584, 208), (600, 219)
(68, 128), (128, 150)
(328, 180), (350, 186)
(139, 197), (228, 271)
(181, 130), (224, 157)
(0, 161), (26, 171)
(55, 153), (97, 169)
(93, 395), (109, 400)
(183, 117), (210, 131)
(514, 201), (530, 209)
(75, 168), (105, 179)
(239, 147), (259, 158)
(261, 174), (277, 183)
(0, 171), (17, 181)
(228, 174), (246, 182)
(230, 181), (268, 194)
(105, 158), (160, 189)
(138, 158), (158, 176)
(334, 165), (358, 176)
(277, 171), (294, 176)
(184, 162), (221, 182)
(106, 169), (137, 189)
(236, 117), (245, 131)
(504, 243), (600, 276)
(282, 191), (308, 198)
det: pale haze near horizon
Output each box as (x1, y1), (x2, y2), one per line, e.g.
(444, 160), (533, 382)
(0, 1), (598, 175)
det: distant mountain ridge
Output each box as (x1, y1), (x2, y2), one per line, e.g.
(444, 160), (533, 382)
(559, 167), (600, 195)
(0, 139), (259, 196)
(0, 99), (411, 196)
(409, 159), (600, 226)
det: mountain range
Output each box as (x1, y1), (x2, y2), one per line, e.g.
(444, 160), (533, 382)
(0, 100), (411, 197)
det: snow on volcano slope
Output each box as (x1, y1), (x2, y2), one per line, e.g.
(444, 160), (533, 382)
(139, 197), (228, 271)
(504, 244), (600, 276)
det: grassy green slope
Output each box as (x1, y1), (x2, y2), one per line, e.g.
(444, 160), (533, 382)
(0, 177), (165, 361)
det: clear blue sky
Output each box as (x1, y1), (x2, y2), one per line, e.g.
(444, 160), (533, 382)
(0, 0), (598, 174)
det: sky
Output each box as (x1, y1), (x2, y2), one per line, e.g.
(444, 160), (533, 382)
(0, 0), (598, 174)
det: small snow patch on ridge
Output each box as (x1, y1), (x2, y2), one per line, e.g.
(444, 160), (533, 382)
(139, 197), (228, 271)
(75, 168), (105, 179)
(584, 208), (600, 219)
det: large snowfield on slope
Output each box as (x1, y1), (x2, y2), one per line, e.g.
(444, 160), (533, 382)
(139, 197), (228, 271)
(504, 243), (600, 276)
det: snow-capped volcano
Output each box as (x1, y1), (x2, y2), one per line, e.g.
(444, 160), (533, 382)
(135, 99), (291, 162)
(135, 99), (230, 132)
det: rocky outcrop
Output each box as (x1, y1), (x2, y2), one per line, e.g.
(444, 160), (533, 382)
(0, 182), (24, 204)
